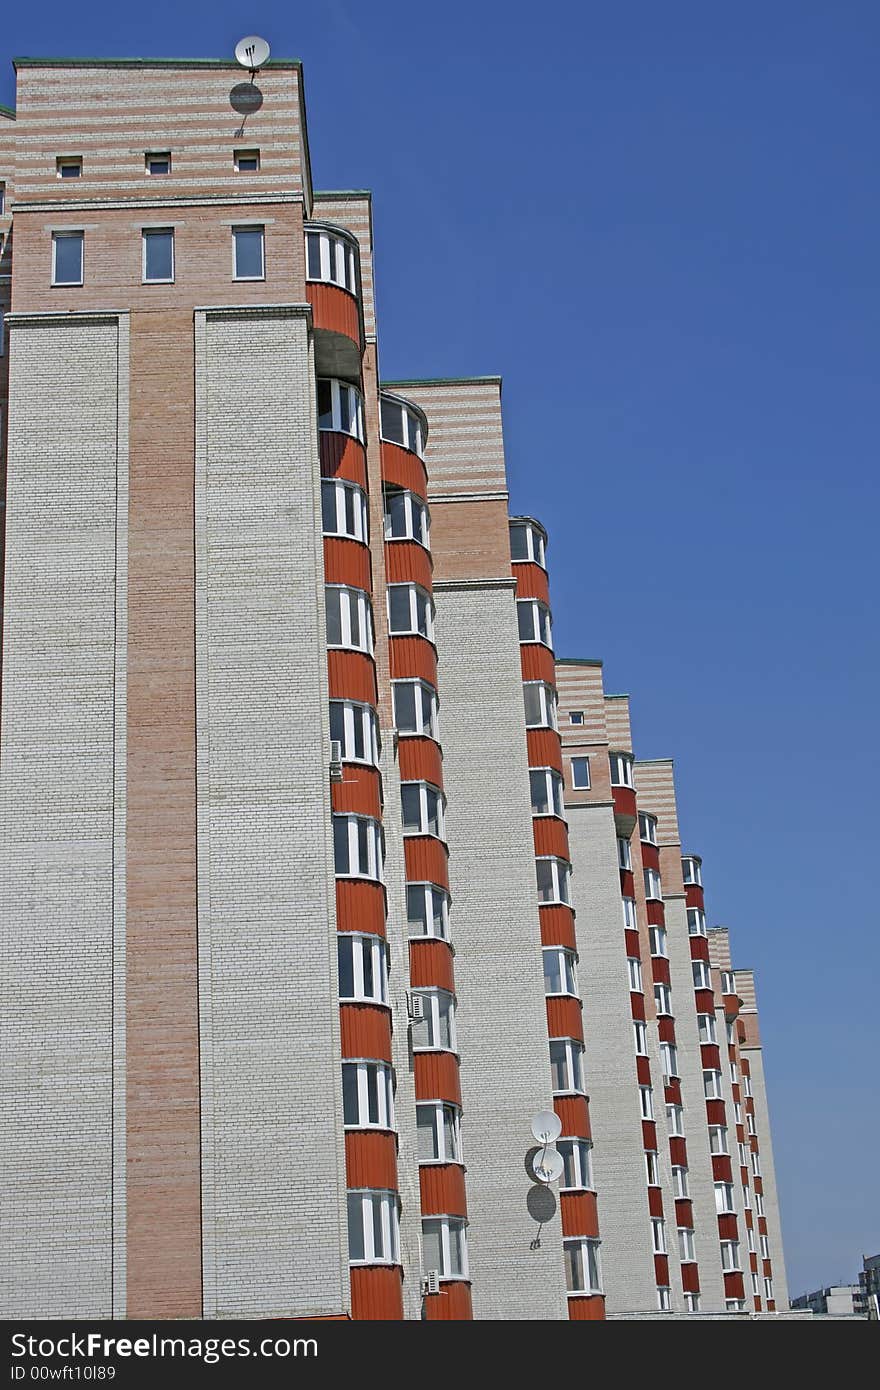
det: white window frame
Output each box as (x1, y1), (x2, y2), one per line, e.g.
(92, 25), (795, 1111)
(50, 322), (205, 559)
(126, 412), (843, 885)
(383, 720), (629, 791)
(714, 1182), (736, 1215)
(337, 932), (389, 1005)
(392, 679), (440, 740)
(622, 896), (638, 930)
(617, 836), (632, 870)
(536, 856), (572, 906)
(516, 597), (553, 649)
(56, 156), (82, 179)
(530, 766), (565, 818)
(672, 1165), (689, 1199)
(633, 1020), (649, 1056)
(657, 1286), (672, 1311)
(687, 907), (708, 936)
(388, 582), (435, 641)
(764, 1277), (774, 1302)
(549, 1037), (586, 1094)
(569, 710), (584, 725)
(508, 520), (547, 568)
(145, 151), (171, 175)
(751, 1150), (762, 1177)
(523, 681), (558, 730)
(406, 882), (451, 940)
(697, 1012), (717, 1043)
(543, 946), (579, 997)
(609, 751), (635, 788)
(305, 225), (358, 294)
(639, 1086), (655, 1121)
(639, 812), (658, 845)
(649, 926), (668, 958)
(347, 1189), (400, 1265)
(666, 1104), (684, 1137)
(317, 377), (365, 442)
(333, 813), (383, 881)
(654, 983), (673, 1016)
(142, 227), (175, 284)
(571, 756), (591, 789)
(660, 1042), (679, 1079)
(678, 1226), (696, 1262)
(644, 867), (663, 901)
(681, 856), (702, 885)
(379, 396), (425, 458)
(51, 230), (84, 286)
(651, 1219), (667, 1255)
(329, 699), (380, 767)
(325, 584), (374, 654)
(234, 148), (261, 173)
(692, 959), (712, 990)
(321, 477), (369, 542)
(755, 1191), (765, 1216)
(684, 1292), (701, 1312)
(416, 1101), (462, 1164)
(628, 957), (644, 993)
(645, 1149), (660, 1186)
(564, 1237), (602, 1294)
(721, 970), (737, 995)
(232, 223), (265, 281)
(703, 1069), (724, 1100)
(421, 1216), (468, 1280)
(401, 780), (446, 840)
(708, 1125), (729, 1155)
(558, 1138), (594, 1191)
(342, 1060), (395, 1129)
(411, 988), (457, 1053)
(720, 1240), (741, 1272)
(383, 486), (430, 548)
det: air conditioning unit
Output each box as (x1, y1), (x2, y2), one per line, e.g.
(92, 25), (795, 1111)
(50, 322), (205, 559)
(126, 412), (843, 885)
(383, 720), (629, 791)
(407, 992), (424, 1022)
(421, 1270), (440, 1296)
(329, 739), (343, 783)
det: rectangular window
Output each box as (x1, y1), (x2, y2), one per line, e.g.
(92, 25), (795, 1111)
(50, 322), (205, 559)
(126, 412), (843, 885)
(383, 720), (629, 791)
(341, 1061), (394, 1129)
(644, 867), (662, 900)
(558, 1138), (593, 1190)
(666, 1104), (684, 1136)
(142, 228), (174, 283)
(697, 1012), (717, 1043)
(571, 756), (590, 789)
(622, 897), (638, 930)
(660, 1042), (679, 1079)
(709, 1125), (729, 1154)
(569, 710), (584, 725)
(633, 1020), (648, 1055)
(234, 148), (261, 172)
(416, 1102), (461, 1163)
(52, 231), (84, 286)
(672, 1165), (689, 1199)
(651, 1219), (667, 1255)
(639, 1086), (654, 1120)
(645, 1150), (659, 1185)
(542, 946), (578, 997)
(549, 1038), (585, 1094)
(678, 1226), (696, 1262)
(337, 934), (388, 1005)
(411, 989), (456, 1052)
(421, 1216), (468, 1280)
(564, 1238), (602, 1293)
(145, 151), (171, 175)
(692, 959), (712, 990)
(56, 157), (82, 178)
(347, 1190), (400, 1264)
(703, 1069), (724, 1100)
(649, 926), (668, 957)
(617, 836), (631, 869)
(530, 767), (564, 817)
(721, 1240), (741, 1272)
(233, 224), (265, 280)
(627, 957), (643, 993)
(657, 1286), (672, 1311)
(406, 884), (450, 940)
(715, 1182), (735, 1214)
(654, 983), (673, 1015)
(639, 812), (658, 845)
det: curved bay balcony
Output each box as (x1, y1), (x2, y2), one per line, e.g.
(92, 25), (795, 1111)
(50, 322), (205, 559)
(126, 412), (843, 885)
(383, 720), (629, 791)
(306, 223), (364, 378)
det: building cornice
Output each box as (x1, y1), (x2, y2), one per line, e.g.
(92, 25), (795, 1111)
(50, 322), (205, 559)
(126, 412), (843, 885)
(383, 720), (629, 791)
(12, 193), (305, 215)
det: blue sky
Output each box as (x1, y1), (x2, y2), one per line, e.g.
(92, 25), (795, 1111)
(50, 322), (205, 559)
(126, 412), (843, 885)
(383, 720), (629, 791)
(3, 1), (878, 1300)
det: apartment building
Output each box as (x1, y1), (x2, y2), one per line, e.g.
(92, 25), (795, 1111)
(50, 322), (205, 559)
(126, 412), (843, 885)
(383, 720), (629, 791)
(0, 51), (785, 1321)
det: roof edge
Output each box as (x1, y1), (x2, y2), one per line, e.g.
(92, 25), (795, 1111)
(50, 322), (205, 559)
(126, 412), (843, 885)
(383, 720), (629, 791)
(0, 103), (15, 119)
(12, 56), (301, 70)
(556, 657), (604, 667)
(381, 375), (502, 387)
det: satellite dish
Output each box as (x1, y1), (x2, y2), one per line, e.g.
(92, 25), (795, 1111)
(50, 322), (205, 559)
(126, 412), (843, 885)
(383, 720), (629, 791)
(235, 35), (271, 76)
(531, 1110), (562, 1144)
(532, 1148), (564, 1185)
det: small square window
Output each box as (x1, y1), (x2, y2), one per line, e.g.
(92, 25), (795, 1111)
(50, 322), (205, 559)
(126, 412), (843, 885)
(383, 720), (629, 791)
(569, 711), (584, 725)
(233, 225), (265, 280)
(56, 157), (82, 179)
(571, 756), (590, 789)
(143, 228), (174, 283)
(234, 149), (260, 173)
(146, 152), (171, 176)
(52, 231), (84, 286)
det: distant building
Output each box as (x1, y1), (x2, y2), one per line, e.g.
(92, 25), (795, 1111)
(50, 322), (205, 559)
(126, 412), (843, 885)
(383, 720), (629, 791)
(858, 1254), (880, 1320)
(791, 1286), (863, 1317)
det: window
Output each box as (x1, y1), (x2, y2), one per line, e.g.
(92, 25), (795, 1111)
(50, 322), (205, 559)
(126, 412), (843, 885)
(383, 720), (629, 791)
(672, 1165), (689, 1199)
(678, 1227), (696, 1262)
(379, 396), (425, 457)
(383, 487), (430, 547)
(417, 1102), (462, 1163)
(743, 1184), (752, 1210)
(660, 1042), (679, 1079)
(401, 781), (446, 839)
(549, 1037), (585, 1094)
(564, 1238), (602, 1294)
(56, 156), (82, 178)
(654, 983), (673, 1015)
(558, 1138), (593, 1190)
(687, 907), (707, 936)
(697, 1012), (717, 1043)
(720, 1240), (741, 1272)
(657, 1286), (672, 1311)
(644, 867), (662, 901)
(0, 182), (5, 214)
(317, 378), (365, 442)
(628, 957), (644, 993)
(681, 856), (702, 885)
(734, 1101), (743, 1124)
(234, 148), (260, 172)
(666, 1104), (684, 1136)
(516, 598), (553, 649)
(617, 836), (632, 870)
(392, 680), (439, 740)
(325, 585), (374, 653)
(543, 946), (578, 997)
(633, 1020), (649, 1056)
(568, 709), (584, 725)
(747, 1112), (756, 1136)
(764, 1277), (774, 1302)
(329, 701), (379, 766)
(760, 1234), (770, 1260)
(684, 1292), (701, 1312)
(51, 231), (84, 286)
(306, 225), (360, 296)
(721, 970), (737, 996)
(145, 151), (170, 175)
(535, 856), (572, 906)
(703, 1070), (724, 1100)
(609, 751), (634, 788)
(743, 1073), (753, 1098)
(651, 1219), (667, 1255)
(388, 583), (435, 641)
(645, 1149), (659, 1185)
(571, 756), (591, 789)
(333, 814), (383, 881)
(639, 812), (658, 845)
(337, 934), (388, 1005)
(708, 1125), (729, 1155)
(523, 681), (558, 730)
(714, 1182), (735, 1215)
(751, 1150), (762, 1177)
(347, 1190), (400, 1264)
(639, 1086), (654, 1120)
(509, 519), (546, 568)
(411, 989), (456, 1052)
(232, 224), (265, 279)
(739, 1142), (749, 1169)
(622, 897), (638, 930)
(142, 228), (174, 283)
(530, 767), (564, 817)
(751, 1271), (760, 1297)
(342, 1061), (394, 1128)
(406, 883), (451, 940)
(729, 1060), (738, 1086)
(725, 1299), (746, 1312)
(421, 1216), (468, 1280)
(321, 478), (369, 542)
(747, 1223), (756, 1253)
(692, 959), (712, 990)
(648, 926), (668, 958)
(755, 1191), (764, 1217)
